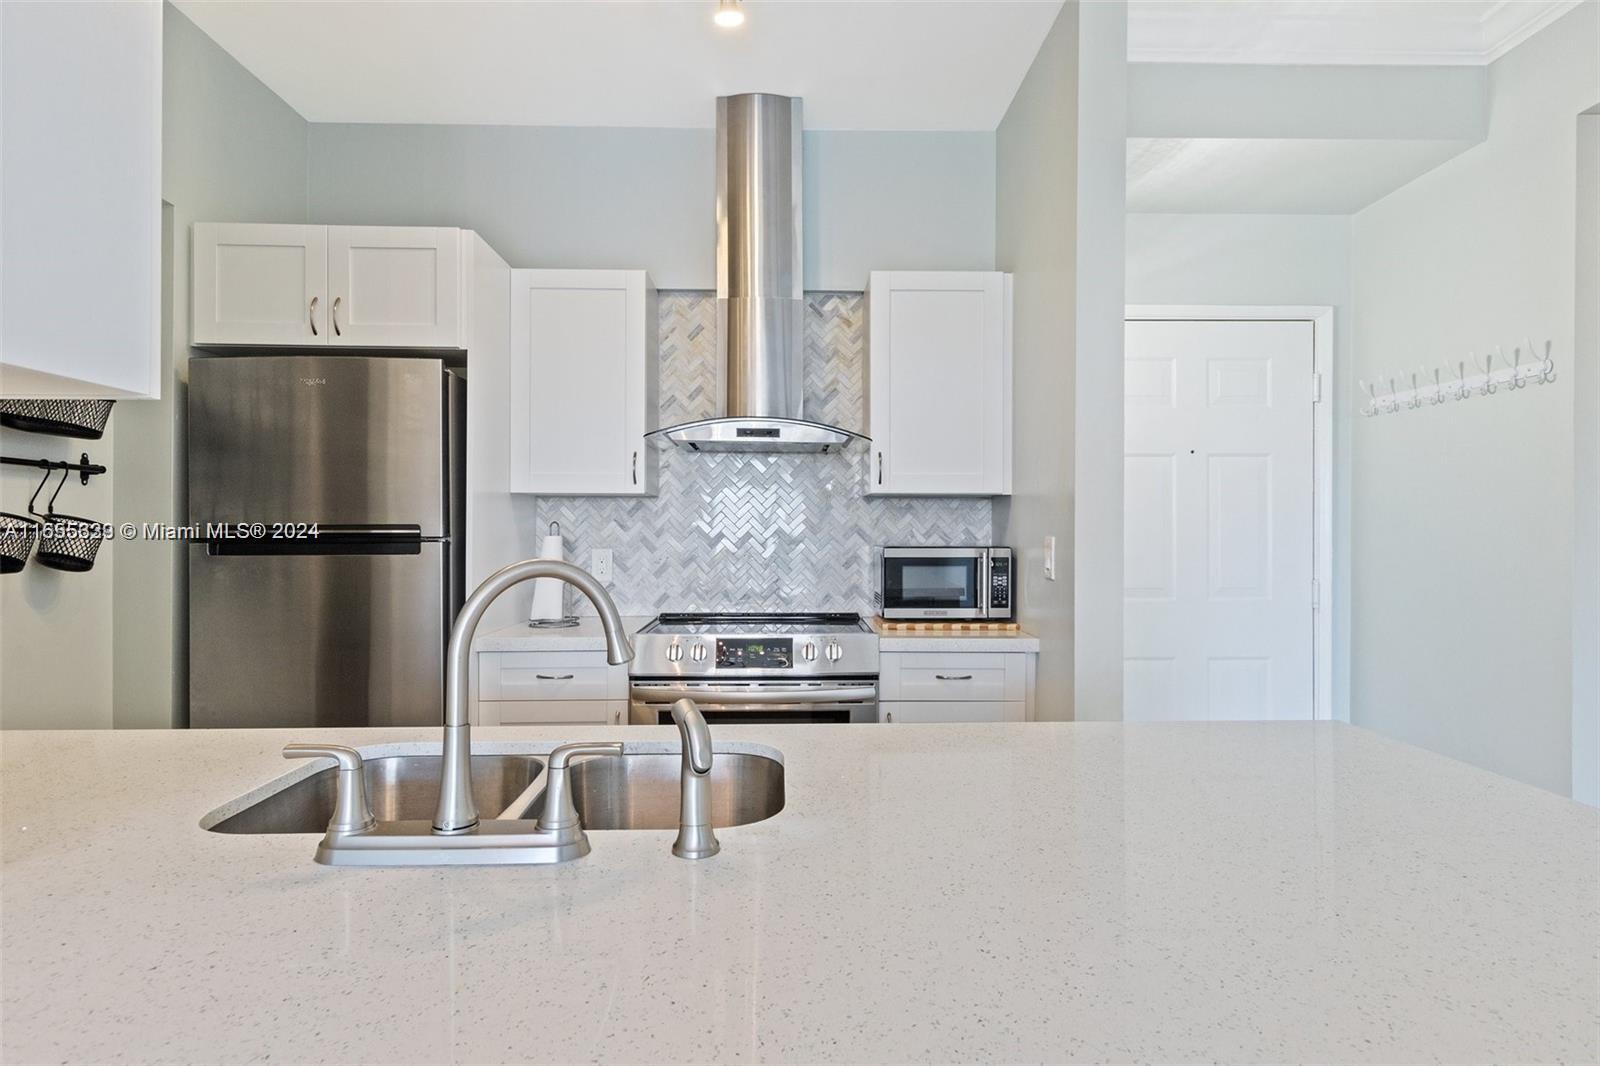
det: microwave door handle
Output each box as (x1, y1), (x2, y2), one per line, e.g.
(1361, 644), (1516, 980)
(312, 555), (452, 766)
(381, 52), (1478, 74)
(980, 552), (991, 618)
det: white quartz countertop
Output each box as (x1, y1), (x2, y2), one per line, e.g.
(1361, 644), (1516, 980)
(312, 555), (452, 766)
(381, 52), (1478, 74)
(473, 615), (655, 652)
(2, 722), (1595, 1064)
(474, 616), (1040, 653)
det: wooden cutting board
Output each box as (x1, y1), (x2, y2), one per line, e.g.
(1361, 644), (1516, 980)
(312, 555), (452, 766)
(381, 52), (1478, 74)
(874, 617), (1021, 632)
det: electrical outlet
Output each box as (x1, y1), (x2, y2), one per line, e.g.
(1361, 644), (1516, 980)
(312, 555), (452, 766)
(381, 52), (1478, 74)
(1043, 536), (1057, 581)
(591, 548), (614, 583)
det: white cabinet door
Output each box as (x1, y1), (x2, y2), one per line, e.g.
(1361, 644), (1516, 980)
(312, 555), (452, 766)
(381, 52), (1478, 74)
(508, 270), (656, 496)
(192, 224), (327, 347)
(0, 0), (161, 398)
(1123, 319), (1315, 721)
(867, 272), (1011, 496)
(326, 227), (462, 348)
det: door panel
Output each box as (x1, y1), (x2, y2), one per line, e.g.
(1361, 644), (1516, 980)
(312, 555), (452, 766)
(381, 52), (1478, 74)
(192, 223), (327, 346)
(327, 227), (461, 348)
(508, 270), (651, 495)
(867, 272), (1010, 496)
(1124, 319), (1314, 721)
(189, 542), (444, 728)
(189, 355), (445, 533)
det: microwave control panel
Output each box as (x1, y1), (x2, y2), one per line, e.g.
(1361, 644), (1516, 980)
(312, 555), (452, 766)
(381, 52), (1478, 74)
(989, 555), (1012, 611)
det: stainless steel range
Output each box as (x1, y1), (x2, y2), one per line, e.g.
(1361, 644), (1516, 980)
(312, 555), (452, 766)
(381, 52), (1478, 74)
(629, 613), (879, 724)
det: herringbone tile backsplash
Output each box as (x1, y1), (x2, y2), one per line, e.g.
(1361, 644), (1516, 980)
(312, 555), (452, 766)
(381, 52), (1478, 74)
(537, 292), (993, 616)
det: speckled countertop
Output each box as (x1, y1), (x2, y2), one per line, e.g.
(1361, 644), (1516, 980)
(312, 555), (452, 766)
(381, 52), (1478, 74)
(473, 616), (1040, 653)
(473, 616), (655, 652)
(2, 722), (1595, 1064)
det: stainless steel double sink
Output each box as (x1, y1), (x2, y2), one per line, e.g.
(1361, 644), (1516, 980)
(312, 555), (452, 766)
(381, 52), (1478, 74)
(209, 751), (785, 835)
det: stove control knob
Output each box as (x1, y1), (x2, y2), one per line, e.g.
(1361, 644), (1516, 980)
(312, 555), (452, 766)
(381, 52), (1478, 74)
(825, 639), (843, 663)
(666, 641), (683, 663)
(802, 641), (817, 662)
(690, 641), (708, 663)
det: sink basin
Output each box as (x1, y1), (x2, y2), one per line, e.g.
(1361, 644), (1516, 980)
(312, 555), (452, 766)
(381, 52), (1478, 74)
(208, 754), (545, 834)
(520, 752), (784, 830)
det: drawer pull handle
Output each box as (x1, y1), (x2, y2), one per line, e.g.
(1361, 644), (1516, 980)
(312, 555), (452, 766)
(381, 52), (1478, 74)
(536, 673), (576, 681)
(935, 674), (974, 681)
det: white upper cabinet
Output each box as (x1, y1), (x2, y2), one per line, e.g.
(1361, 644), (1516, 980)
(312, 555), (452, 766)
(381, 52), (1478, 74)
(192, 224), (327, 347)
(191, 225), (467, 350)
(866, 271), (1012, 496)
(508, 270), (657, 496)
(0, 0), (161, 398)
(326, 227), (461, 348)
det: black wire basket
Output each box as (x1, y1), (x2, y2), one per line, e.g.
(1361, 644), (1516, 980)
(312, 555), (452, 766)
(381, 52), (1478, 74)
(0, 399), (115, 440)
(0, 512), (39, 574)
(27, 468), (104, 573)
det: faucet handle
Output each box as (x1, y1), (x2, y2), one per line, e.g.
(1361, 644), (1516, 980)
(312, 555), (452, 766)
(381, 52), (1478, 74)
(283, 744), (376, 835)
(536, 742), (624, 834)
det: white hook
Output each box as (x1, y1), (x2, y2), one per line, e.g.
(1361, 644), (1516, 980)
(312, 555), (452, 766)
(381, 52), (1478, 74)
(1428, 366), (1443, 405)
(1456, 359), (1470, 401)
(1359, 379), (1379, 417)
(1481, 351), (1497, 395)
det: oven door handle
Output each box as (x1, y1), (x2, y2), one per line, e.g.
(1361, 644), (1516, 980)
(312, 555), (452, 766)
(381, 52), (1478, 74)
(630, 686), (878, 705)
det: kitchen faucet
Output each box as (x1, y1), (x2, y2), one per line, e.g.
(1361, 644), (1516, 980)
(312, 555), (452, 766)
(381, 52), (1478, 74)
(670, 698), (720, 859)
(436, 558), (633, 833)
(281, 558), (635, 866)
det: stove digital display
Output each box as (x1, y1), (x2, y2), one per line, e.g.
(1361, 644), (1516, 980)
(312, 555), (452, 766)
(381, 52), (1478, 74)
(716, 638), (793, 669)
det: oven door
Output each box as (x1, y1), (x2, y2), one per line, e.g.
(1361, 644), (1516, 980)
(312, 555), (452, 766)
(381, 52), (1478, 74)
(629, 678), (879, 724)
(881, 548), (988, 620)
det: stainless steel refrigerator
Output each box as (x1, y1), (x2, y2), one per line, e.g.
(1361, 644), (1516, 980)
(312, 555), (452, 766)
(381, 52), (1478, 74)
(188, 354), (464, 728)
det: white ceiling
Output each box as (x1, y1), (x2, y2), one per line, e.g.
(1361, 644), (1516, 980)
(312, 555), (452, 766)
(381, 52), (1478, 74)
(1128, 1), (1584, 65)
(173, 0), (1065, 131)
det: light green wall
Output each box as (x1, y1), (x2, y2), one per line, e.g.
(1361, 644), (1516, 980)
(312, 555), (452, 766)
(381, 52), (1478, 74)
(107, 3), (308, 729)
(305, 124), (996, 291)
(1350, 1), (1599, 795)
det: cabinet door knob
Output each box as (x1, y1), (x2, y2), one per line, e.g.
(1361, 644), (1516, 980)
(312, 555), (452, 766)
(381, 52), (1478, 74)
(331, 296), (342, 337)
(309, 295), (319, 336)
(885, 711), (893, 723)
(632, 450), (639, 485)
(876, 451), (883, 485)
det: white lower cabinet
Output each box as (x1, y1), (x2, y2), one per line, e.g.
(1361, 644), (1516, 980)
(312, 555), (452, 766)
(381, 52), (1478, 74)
(881, 701), (1025, 724)
(878, 650), (1034, 723)
(475, 651), (628, 726)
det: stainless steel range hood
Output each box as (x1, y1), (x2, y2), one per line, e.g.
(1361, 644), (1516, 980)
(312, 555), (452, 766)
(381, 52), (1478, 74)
(650, 93), (864, 454)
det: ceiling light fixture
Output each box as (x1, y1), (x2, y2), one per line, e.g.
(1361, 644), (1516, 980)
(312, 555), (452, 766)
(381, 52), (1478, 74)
(714, 0), (745, 29)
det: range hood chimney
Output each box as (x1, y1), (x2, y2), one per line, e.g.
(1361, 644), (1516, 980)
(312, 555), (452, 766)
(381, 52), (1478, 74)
(650, 93), (864, 453)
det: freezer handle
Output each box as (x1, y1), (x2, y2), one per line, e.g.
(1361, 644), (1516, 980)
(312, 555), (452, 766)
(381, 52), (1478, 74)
(202, 524), (426, 556)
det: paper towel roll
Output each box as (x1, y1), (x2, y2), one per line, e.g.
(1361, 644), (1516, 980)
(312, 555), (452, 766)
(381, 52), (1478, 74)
(528, 532), (566, 622)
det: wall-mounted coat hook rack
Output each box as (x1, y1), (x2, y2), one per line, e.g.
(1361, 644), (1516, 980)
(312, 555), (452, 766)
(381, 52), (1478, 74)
(1360, 339), (1554, 417)
(0, 452), (107, 485)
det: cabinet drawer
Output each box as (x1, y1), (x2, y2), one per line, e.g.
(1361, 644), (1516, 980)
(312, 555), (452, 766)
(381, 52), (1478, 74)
(880, 701), (1025, 724)
(478, 652), (624, 702)
(881, 653), (1026, 702)
(481, 700), (624, 726)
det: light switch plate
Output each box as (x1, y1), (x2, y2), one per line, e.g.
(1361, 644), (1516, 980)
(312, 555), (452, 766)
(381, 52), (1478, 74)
(591, 548), (614, 583)
(1043, 536), (1056, 581)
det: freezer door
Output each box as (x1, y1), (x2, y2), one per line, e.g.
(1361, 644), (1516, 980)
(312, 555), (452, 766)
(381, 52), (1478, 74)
(189, 355), (446, 535)
(189, 541), (446, 728)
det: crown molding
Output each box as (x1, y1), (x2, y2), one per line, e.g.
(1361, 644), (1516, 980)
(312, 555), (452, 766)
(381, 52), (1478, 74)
(1127, 1), (1583, 66)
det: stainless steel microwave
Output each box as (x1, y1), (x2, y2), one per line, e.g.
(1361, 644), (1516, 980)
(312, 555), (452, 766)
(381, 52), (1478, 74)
(879, 547), (1014, 621)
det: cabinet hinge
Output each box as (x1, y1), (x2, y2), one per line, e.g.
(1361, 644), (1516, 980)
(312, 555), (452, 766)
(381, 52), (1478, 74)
(1312, 372), (1324, 404)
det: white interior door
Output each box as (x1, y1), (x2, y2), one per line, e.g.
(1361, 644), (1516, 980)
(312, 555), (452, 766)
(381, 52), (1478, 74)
(1123, 318), (1315, 721)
